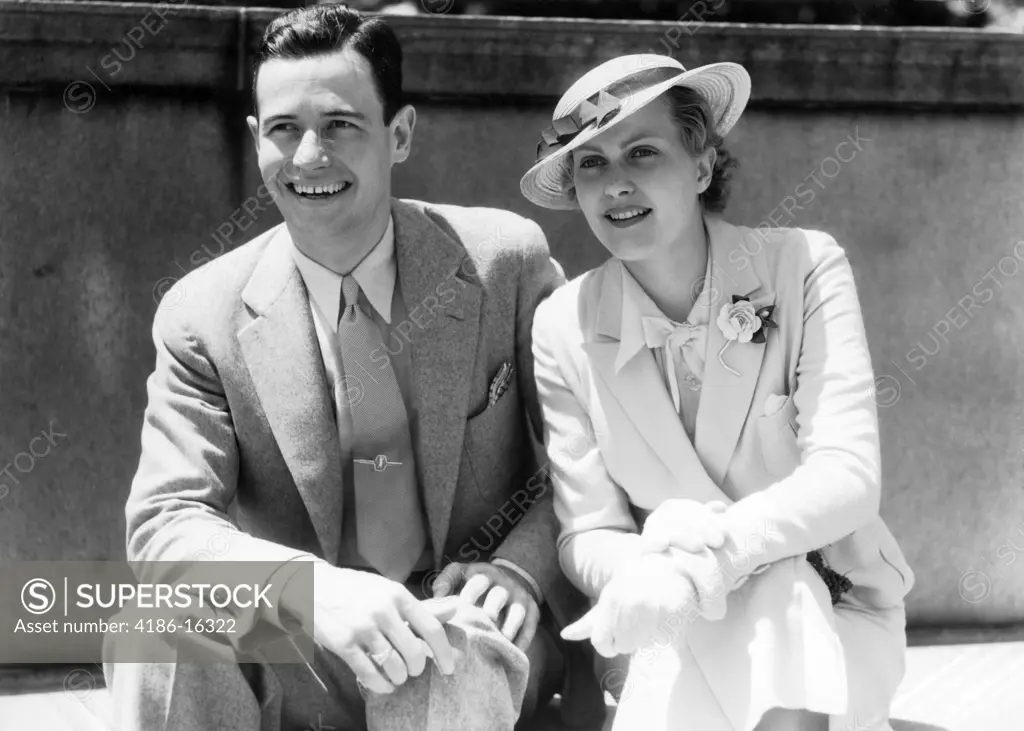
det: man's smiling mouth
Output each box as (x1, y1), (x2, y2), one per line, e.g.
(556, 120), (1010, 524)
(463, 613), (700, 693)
(286, 181), (352, 199)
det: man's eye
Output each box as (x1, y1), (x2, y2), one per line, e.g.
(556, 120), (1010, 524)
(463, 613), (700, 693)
(328, 120), (355, 130)
(632, 147), (656, 158)
(269, 124), (296, 133)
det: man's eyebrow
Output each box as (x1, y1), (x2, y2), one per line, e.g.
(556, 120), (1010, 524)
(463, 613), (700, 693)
(261, 114), (293, 128)
(261, 110), (368, 128)
(322, 109), (367, 121)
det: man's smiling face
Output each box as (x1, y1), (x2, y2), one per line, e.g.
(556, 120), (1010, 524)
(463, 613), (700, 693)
(248, 47), (409, 243)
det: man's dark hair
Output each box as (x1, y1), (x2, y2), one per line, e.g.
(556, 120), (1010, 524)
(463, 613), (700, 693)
(252, 4), (403, 123)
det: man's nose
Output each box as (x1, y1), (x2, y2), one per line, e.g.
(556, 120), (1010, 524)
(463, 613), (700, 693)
(292, 129), (329, 168)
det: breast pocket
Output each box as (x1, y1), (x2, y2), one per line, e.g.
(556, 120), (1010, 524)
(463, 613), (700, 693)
(463, 380), (523, 501)
(756, 393), (802, 479)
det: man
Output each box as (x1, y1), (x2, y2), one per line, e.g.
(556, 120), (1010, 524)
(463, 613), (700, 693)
(103, 4), (603, 729)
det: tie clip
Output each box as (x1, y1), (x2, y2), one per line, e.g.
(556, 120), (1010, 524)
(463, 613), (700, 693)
(354, 454), (403, 472)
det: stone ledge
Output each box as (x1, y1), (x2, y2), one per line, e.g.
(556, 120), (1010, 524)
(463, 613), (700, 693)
(1, 0), (1023, 108)
(7, 641), (1024, 731)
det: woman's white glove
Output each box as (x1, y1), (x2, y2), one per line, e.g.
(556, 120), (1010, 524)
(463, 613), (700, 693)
(561, 553), (700, 657)
(641, 499), (732, 621)
(640, 499), (729, 554)
(561, 500), (737, 657)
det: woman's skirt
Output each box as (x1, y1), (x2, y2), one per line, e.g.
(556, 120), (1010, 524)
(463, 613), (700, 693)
(604, 555), (907, 731)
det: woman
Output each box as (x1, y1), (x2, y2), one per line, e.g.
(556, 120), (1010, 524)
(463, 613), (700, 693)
(521, 55), (914, 731)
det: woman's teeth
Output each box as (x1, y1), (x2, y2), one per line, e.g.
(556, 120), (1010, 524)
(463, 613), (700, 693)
(607, 207), (651, 221)
(291, 182), (349, 197)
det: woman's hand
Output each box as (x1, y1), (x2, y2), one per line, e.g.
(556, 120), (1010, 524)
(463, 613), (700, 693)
(560, 553), (700, 658)
(640, 499), (729, 554)
(638, 499), (732, 619)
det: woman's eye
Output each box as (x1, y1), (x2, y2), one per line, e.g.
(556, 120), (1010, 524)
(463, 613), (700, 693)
(632, 147), (656, 158)
(579, 157), (603, 169)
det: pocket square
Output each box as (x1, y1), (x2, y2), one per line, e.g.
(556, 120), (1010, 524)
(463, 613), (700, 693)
(487, 361), (514, 407)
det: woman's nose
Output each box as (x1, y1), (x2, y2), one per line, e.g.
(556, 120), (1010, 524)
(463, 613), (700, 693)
(604, 175), (635, 198)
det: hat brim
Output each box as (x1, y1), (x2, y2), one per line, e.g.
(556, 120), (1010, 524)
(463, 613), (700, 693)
(520, 62), (750, 211)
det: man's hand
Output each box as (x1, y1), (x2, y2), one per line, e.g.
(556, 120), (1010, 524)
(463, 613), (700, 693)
(294, 563), (460, 695)
(641, 499), (729, 554)
(432, 562), (540, 652)
(560, 553), (699, 658)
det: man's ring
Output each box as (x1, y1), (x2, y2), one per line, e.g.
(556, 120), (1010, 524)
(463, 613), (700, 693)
(371, 647), (395, 665)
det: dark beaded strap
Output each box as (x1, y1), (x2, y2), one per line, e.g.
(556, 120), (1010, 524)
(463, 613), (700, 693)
(806, 550), (853, 605)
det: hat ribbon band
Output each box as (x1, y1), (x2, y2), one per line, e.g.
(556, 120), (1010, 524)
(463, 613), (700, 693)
(534, 89), (622, 163)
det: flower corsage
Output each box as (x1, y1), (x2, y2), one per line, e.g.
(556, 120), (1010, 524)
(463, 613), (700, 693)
(716, 296), (778, 376)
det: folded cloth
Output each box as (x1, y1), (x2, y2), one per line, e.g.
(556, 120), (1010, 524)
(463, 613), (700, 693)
(806, 550), (853, 605)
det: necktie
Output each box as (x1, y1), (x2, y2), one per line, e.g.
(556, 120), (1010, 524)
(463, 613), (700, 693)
(335, 275), (426, 581)
(640, 317), (707, 413)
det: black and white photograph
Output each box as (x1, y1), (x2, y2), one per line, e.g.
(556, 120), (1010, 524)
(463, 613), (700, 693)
(1, 0), (1022, 728)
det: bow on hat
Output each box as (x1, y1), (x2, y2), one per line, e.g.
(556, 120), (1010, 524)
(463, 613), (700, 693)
(535, 89), (622, 163)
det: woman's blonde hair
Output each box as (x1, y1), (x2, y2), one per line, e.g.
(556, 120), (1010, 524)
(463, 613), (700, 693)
(661, 85), (738, 213)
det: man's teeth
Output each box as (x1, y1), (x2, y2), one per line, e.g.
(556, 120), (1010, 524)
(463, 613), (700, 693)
(608, 207), (650, 221)
(293, 182), (347, 196)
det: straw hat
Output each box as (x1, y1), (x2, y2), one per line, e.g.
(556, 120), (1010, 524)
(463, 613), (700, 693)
(520, 55), (750, 210)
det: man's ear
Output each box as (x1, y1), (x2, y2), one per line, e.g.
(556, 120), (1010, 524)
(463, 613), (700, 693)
(246, 115), (260, 152)
(390, 104), (416, 165)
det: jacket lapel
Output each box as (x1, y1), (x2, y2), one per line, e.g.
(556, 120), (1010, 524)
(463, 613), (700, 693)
(694, 217), (774, 486)
(392, 200), (482, 565)
(584, 262), (725, 503)
(238, 225), (343, 563)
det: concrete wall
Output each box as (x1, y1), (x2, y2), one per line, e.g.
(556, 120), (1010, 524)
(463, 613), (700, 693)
(2, 1), (1024, 627)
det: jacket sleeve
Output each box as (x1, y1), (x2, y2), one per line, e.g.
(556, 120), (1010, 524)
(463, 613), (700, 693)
(125, 302), (316, 649)
(488, 219), (567, 604)
(707, 231), (883, 594)
(530, 290), (647, 600)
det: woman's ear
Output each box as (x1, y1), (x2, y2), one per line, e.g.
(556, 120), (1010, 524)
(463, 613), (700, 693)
(697, 147), (717, 193)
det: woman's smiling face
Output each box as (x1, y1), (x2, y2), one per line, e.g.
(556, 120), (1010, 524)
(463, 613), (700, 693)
(570, 95), (714, 262)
